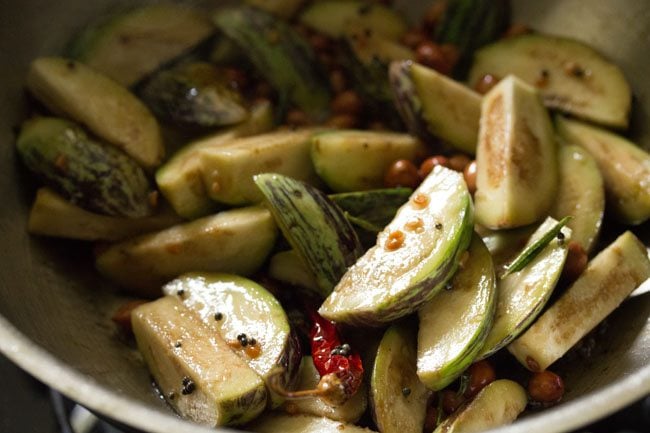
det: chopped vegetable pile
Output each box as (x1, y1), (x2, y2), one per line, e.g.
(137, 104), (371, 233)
(15, 0), (650, 432)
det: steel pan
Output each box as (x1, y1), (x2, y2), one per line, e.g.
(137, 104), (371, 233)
(0, 1), (648, 432)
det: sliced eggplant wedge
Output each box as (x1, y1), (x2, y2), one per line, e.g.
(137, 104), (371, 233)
(66, 3), (214, 87)
(433, 380), (527, 433)
(556, 115), (650, 225)
(371, 323), (431, 433)
(26, 57), (164, 170)
(280, 356), (367, 423)
(550, 144), (605, 253)
(131, 296), (268, 426)
(27, 188), (181, 241)
(16, 117), (154, 218)
(268, 250), (321, 297)
(156, 132), (226, 219)
(477, 217), (571, 359)
(319, 166), (473, 326)
(95, 206), (278, 296)
(390, 61), (481, 154)
(162, 273), (301, 408)
(214, 6), (331, 121)
(468, 33), (632, 128)
(311, 130), (425, 193)
(155, 100), (273, 219)
(200, 128), (322, 206)
(139, 62), (248, 128)
(474, 75), (557, 229)
(508, 231), (650, 371)
(255, 173), (363, 298)
(248, 413), (377, 433)
(299, 0), (408, 40)
(417, 235), (496, 391)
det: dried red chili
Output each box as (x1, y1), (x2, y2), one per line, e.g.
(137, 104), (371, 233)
(307, 310), (364, 405)
(269, 309), (364, 406)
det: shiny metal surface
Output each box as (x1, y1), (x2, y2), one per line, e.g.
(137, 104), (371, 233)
(0, 1), (648, 432)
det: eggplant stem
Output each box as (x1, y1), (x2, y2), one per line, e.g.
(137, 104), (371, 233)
(267, 367), (326, 400)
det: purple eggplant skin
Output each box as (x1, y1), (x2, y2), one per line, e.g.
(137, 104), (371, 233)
(271, 330), (303, 404)
(389, 60), (450, 152)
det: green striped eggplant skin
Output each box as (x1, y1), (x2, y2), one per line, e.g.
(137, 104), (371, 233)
(139, 62), (249, 128)
(254, 173), (363, 298)
(213, 6), (331, 121)
(16, 117), (153, 218)
(435, 0), (510, 78)
(319, 166), (474, 327)
(389, 61), (439, 148)
(390, 61), (481, 155)
(417, 234), (496, 391)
